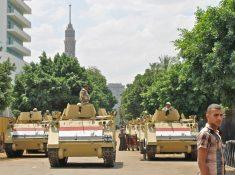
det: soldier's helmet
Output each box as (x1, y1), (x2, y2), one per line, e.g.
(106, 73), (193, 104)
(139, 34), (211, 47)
(142, 110), (148, 116)
(166, 102), (171, 105)
(33, 108), (38, 112)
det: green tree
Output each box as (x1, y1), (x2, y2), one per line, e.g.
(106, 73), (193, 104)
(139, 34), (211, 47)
(12, 53), (116, 113)
(86, 67), (117, 111)
(121, 0), (235, 120)
(142, 62), (208, 116)
(175, 0), (235, 110)
(0, 59), (15, 111)
(120, 55), (176, 120)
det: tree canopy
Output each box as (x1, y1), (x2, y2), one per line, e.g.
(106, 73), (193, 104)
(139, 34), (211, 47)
(120, 56), (176, 120)
(0, 59), (15, 111)
(86, 67), (117, 111)
(175, 0), (235, 108)
(121, 0), (235, 120)
(12, 53), (116, 114)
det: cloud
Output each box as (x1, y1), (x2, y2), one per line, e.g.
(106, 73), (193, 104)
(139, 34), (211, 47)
(24, 0), (220, 84)
(24, 24), (63, 63)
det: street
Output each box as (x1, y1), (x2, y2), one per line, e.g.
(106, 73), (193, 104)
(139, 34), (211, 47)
(1, 149), (235, 175)
(0, 151), (199, 175)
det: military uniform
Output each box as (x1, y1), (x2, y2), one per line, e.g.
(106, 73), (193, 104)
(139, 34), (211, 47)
(119, 129), (127, 151)
(197, 123), (225, 175)
(79, 88), (90, 104)
(162, 106), (173, 116)
(44, 110), (52, 121)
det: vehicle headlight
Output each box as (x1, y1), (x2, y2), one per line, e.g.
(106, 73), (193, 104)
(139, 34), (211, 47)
(103, 135), (113, 142)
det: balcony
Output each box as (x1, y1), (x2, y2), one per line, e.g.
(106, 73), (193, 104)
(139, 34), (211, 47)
(8, 9), (31, 28)
(9, 0), (31, 14)
(7, 40), (31, 56)
(8, 25), (31, 42)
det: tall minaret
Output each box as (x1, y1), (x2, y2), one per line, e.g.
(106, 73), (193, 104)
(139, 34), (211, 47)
(64, 4), (76, 57)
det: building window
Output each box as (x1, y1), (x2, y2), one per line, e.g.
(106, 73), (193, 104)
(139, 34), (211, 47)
(7, 36), (12, 45)
(0, 41), (3, 51)
(7, 48), (23, 60)
(7, 4), (13, 13)
(7, 21), (13, 29)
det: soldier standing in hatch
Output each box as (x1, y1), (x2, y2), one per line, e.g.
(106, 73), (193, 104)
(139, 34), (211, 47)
(79, 84), (90, 104)
(162, 102), (173, 116)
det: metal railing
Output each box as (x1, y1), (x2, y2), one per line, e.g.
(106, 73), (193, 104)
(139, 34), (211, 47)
(224, 140), (235, 167)
(7, 8), (31, 28)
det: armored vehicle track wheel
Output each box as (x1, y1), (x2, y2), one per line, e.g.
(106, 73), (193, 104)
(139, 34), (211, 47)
(43, 143), (48, 157)
(147, 152), (155, 160)
(142, 140), (147, 160)
(103, 148), (115, 167)
(140, 141), (145, 154)
(141, 140), (156, 161)
(146, 145), (156, 160)
(185, 147), (197, 161)
(48, 148), (68, 167)
(5, 143), (23, 158)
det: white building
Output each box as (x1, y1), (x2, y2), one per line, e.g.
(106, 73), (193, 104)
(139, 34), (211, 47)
(0, 0), (31, 78)
(0, 0), (31, 116)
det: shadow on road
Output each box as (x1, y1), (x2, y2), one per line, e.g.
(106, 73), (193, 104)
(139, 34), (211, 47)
(0, 154), (47, 161)
(140, 157), (196, 162)
(21, 154), (47, 158)
(51, 162), (124, 169)
(155, 157), (195, 162)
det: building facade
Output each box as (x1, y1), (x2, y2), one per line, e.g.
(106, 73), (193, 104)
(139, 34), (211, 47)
(0, 0), (31, 78)
(0, 0), (31, 116)
(108, 83), (125, 126)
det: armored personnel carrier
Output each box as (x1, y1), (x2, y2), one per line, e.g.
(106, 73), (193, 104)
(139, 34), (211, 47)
(96, 108), (116, 143)
(47, 103), (116, 167)
(141, 108), (198, 160)
(4, 110), (49, 157)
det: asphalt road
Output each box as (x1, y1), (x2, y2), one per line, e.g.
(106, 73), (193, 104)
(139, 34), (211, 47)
(0, 148), (235, 175)
(0, 151), (199, 175)
(0, 151), (235, 175)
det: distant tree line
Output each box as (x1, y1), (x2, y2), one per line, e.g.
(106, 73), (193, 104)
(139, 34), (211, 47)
(0, 53), (117, 116)
(121, 0), (235, 120)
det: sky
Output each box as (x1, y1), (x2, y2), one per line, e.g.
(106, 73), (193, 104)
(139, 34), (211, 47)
(24, 0), (220, 85)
